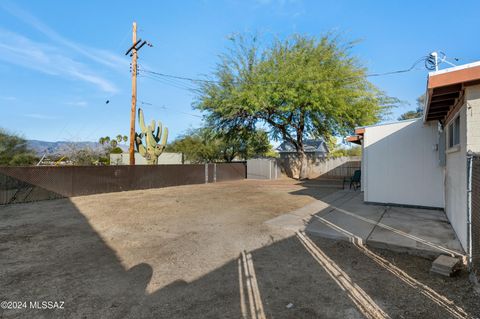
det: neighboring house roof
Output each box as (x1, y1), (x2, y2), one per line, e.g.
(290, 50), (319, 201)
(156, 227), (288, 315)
(424, 61), (480, 123)
(346, 128), (365, 145)
(276, 139), (329, 153)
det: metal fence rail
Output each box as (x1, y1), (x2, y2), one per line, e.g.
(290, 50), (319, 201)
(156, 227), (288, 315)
(0, 163), (246, 205)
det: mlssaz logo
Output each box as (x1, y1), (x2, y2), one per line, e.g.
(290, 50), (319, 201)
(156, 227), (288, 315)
(30, 301), (65, 310)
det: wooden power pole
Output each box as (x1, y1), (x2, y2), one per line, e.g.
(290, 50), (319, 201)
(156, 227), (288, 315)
(125, 22), (151, 165)
(129, 22), (138, 165)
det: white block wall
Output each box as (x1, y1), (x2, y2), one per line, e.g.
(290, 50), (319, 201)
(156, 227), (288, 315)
(444, 104), (467, 250)
(444, 85), (480, 250)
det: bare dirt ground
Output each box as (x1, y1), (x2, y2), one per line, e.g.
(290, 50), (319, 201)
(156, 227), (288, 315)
(0, 179), (479, 318)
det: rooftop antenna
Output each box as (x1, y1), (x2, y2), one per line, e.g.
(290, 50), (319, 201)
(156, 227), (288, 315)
(427, 51), (457, 71)
(432, 52), (439, 71)
(438, 51), (458, 68)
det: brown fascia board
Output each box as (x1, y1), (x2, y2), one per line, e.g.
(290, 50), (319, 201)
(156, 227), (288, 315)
(346, 135), (362, 145)
(354, 128), (365, 135)
(425, 63), (480, 122)
(428, 64), (480, 89)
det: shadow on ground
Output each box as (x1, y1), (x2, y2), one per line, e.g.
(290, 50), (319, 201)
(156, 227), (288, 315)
(1, 187), (479, 318)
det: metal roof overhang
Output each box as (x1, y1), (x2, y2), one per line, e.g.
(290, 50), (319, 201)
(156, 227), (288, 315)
(425, 63), (480, 123)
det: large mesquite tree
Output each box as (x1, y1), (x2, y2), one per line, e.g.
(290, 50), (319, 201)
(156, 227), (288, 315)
(168, 127), (272, 163)
(195, 34), (396, 179)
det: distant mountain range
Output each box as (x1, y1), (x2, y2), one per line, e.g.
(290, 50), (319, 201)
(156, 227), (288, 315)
(26, 140), (127, 157)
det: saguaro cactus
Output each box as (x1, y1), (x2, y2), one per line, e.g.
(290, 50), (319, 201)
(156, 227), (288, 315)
(135, 108), (168, 164)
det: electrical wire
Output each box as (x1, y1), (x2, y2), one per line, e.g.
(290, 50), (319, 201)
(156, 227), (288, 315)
(138, 73), (199, 92)
(115, 28), (133, 53)
(138, 100), (203, 118)
(367, 56), (430, 76)
(137, 66), (199, 90)
(137, 55), (430, 87)
(138, 74), (190, 90)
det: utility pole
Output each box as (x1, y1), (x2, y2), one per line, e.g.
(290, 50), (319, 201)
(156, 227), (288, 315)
(129, 22), (138, 165)
(125, 22), (151, 165)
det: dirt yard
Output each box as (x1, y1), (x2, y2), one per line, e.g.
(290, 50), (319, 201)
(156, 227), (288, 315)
(0, 179), (479, 318)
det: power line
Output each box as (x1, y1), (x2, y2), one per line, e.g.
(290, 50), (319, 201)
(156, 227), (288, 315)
(114, 28), (132, 53)
(138, 73), (199, 93)
(137, 65), (199, 91)
(137, 55), (430, 87)
(142, 72), (198, 90)
(139, 100), (203, 118)
(138, 74), (197, 92)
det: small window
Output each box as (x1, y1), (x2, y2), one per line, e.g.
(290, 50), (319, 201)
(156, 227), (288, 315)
(448, 115), (460, 148)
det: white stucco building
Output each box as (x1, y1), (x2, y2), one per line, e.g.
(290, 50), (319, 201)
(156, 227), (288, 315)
(348, 61), (480, 252)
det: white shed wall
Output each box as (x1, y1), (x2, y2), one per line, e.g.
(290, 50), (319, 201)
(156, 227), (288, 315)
(363, 119), (444, 208)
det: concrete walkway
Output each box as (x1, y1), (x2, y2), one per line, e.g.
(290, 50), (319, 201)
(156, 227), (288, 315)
(266, 190), (465, 258)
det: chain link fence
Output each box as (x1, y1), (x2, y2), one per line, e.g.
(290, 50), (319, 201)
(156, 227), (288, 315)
(0, 163), (246, 205)
(470, 154), (480, 277)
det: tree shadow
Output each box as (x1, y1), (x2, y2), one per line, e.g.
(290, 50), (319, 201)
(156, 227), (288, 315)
(0, 198), (154, 318)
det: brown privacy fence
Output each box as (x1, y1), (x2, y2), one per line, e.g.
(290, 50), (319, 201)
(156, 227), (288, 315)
(0, 163), (246, 205)
(470, 154), (480, 277)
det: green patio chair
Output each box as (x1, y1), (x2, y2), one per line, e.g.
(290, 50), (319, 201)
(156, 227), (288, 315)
(343, 169), (361, 191)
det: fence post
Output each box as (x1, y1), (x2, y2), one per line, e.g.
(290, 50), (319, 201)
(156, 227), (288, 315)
(275, 160), (278, 180)
(205, 163), (208, 184)
(214, 163), (217, 183)
(0, 172), (5, 205)
(269, 160), (272, 180)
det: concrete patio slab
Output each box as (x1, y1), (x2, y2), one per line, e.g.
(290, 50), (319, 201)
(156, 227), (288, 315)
(305, 216), (353, 241)
(268, 190), (466, 259)
(367, 206), (464, 258)
(304, 191), (386, 242)
(265, 190), (353, 232)
(264, 213), (307, 232)
(305, 204), (386, 242)
(265, 190), (465, 258)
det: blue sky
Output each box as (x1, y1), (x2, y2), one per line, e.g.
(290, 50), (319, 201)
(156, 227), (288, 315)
(0, 0), (479, 143)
